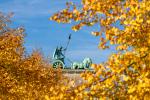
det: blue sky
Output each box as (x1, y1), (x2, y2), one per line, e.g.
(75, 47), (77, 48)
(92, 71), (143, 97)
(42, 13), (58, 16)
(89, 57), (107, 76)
(0, 0), (115, 65)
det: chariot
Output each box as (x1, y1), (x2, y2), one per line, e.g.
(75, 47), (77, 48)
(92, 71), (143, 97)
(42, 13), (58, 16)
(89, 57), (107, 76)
(52, 34), (92, 69)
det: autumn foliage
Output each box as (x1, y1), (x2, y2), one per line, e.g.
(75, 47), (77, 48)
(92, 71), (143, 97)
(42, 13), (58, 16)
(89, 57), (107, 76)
(0, 12), (68, 99)
(0, 0), (150, 99)
(50, 0), (150, 99)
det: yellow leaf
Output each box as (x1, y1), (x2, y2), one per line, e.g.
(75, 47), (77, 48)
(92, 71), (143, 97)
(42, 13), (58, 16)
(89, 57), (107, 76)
(128, 86), (136, 94)
(45, 95), (50, 100)
(91, 32), (100, 36)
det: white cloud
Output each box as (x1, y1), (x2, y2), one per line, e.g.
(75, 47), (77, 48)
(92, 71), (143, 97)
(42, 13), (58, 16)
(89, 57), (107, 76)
(0, 0), (67, 18)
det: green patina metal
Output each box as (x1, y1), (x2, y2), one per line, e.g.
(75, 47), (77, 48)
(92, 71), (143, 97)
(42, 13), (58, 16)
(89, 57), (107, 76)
(52, 34), (92, 69)
(52, 46), (66, 68)
(72, 58), (92, 69)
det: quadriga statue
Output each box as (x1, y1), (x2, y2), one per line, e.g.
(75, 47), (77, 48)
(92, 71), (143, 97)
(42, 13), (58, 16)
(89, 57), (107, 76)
(72, 58), (92, 69)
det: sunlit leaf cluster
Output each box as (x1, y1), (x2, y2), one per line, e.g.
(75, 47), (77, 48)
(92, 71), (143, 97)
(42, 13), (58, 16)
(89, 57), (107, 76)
(0, 12), (69, 99)
(50, 0), (150, 99)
